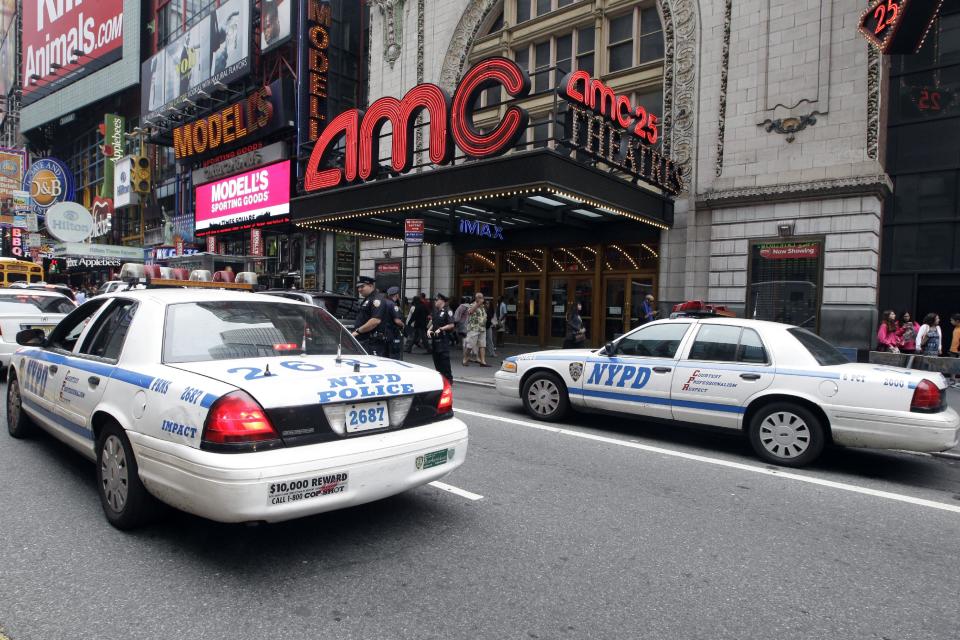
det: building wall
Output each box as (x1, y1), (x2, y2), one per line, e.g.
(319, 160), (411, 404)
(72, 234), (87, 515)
(361, 0), (889, 347)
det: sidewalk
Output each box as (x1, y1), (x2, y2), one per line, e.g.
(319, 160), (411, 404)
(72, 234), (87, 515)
(400, 342), (960, 460)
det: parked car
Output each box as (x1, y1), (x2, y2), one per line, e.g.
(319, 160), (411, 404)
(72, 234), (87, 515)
(257, 290), (361, 330)
(0, 289), (77, 370)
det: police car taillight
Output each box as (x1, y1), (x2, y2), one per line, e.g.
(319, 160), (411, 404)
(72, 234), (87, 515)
(910, 380), (944, 413)
(437, 377), (453, 415)
(202, 391), (280, 448)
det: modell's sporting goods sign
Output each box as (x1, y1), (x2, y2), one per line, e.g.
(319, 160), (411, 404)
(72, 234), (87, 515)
(22, 0), (124, 104)
(194, 160), (290, 235)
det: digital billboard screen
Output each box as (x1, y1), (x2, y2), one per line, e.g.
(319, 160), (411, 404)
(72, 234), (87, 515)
(21, 0), (124, 105)
(141, 0), (251, 119)
(194, 160), (290, 234)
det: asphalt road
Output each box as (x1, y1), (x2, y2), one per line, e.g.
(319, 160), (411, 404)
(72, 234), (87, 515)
(1, 380), (960, 640)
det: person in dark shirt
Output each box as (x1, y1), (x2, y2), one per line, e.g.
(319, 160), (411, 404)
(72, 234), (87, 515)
(427, 293), (455, 382)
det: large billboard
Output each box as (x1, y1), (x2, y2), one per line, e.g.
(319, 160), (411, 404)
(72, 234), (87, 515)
(194, 160), (290, 234)
(141, 0), (251, 119)
(21, 0), (125, 105)
(0, 147), (25, 200)
(261, 0), (294, 54)
(0, 25), (15, 99)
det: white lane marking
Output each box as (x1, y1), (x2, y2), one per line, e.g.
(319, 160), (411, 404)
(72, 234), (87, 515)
(455, 408), (960, 515)
(429, 481), (483, 501)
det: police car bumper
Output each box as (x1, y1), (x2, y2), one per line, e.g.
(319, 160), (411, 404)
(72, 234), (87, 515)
(829, 406), (960, 453)
(127, 418), (469, 524)
(494, 371), (521, 398)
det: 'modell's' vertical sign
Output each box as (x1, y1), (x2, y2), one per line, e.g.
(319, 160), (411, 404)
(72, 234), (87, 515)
(297, 0), (331, 178)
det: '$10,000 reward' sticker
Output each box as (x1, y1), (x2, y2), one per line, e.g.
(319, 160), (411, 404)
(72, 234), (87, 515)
(267, 472), (348, 506)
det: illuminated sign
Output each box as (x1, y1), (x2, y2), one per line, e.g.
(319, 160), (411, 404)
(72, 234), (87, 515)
(195, 160), (291, 234)
(299, 0), (331, 145)
(21, 0), (124, 105)
(458, 219), (504, 240)
(859, 0), (943, 55)
(304, 56), (529, 192)
(758, 243), (820, 260)
(193, 141), (287, 185)
(173, 79), (293, 161)
(561, 71), (659, 144)
(22, 158), (75, 215)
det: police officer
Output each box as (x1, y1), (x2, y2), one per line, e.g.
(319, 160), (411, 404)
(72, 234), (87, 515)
(384, 286), (406, 360)
(427, 293), (455, 382)
(352, 276), (388, 356)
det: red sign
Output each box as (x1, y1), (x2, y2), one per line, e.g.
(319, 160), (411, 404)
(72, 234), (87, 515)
(859, 0), (943, 55)
(561, 71), (659, 144)
(404, 219), (424, 234)
(759, 244), (820, 260)
(250, 228), (263, 256)
(206, 236), (217, 253)
(305, 57), (530, 192)
(377, 262), (401, 274)
(194, 161), (291, 234)
(175, 238), (184, 256)
(22, 0), (124, 103)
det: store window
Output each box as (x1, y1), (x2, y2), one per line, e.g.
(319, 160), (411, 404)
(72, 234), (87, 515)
(747, 240), (823, 330)
(607, 6), (663, 73)
(516, 0), (578, 24)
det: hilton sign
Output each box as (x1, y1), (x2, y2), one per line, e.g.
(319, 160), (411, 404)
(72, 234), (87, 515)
(304, 57), (683, 196)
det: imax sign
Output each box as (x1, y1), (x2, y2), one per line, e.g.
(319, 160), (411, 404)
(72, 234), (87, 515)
(458, 219), (504, 240)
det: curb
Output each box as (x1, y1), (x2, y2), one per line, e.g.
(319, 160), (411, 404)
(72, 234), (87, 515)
(931, 451), (960, 461)
(454, 377), (496, 388)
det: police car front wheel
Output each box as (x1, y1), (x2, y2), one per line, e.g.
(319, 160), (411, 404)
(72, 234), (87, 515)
(522, 372), (570, 421)
(748, 403), (825, 467)
(96, 422), (158, 530)
(7, 376), (36, 439)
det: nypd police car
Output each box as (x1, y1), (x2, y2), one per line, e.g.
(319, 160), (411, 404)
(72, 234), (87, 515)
(6, 285), (467, 529)
(495, 316), (959, 466)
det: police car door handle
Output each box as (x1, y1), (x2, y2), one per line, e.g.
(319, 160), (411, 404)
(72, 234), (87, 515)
(653, 366), (672, 374)
(49, 365), (58, 374)
(740, 373), (761, 381)
(88, 376), (100, 388)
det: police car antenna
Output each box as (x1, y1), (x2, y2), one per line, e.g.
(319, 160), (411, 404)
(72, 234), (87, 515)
(335, 326), (343, 365)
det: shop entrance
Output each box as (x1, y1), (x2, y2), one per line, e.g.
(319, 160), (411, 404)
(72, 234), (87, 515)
(602, 276), (656, 341)
(499, 278), (542, 345)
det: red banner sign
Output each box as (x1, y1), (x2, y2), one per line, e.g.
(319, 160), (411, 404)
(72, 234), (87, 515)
(206, 236), (217, 253)
(758, 244), (820, 260)
(22, 0), (124, 103)
(250, 228), (263, 256)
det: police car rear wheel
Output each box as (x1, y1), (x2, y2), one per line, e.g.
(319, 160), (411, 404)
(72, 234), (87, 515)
(522, 373), (569, 421)
(7, 376), (36, 438)
(96, 423), (156, 530)
(748, 403), (824, 467)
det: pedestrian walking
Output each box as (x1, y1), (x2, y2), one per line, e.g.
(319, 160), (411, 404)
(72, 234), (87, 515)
(351, 276), (388, 356)
(453, 297), (470, 348)
(497, 295), (508, 347)
(384, 286), (406, 360)
(485, 299), (498, 357)
(899, 311), (919, 352)
(876, 309), (901, 352)
(462, 292), (489, 366)
(404, 293), (431, 353)
(916, 313), (942, 356)
(75, 287), (87, 304)
(562, 301), (586, 348)
(427, 293), (455, 382)
(641, 294), (657, 324)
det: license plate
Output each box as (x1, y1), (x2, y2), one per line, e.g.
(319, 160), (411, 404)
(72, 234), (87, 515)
(416, 448), (454, 470)
(22, 324), (56, 335)
(345, 401), (389, 432)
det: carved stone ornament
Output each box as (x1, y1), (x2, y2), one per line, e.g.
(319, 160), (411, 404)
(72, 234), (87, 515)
(372, 0), (406, 68)
(760, 112), (823, 143)
(715, 0), (732, 177)
(438, 0), (698, 193)
(866, 45), (880, 160)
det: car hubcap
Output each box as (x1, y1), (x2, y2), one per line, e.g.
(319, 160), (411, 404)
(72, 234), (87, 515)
(100, 435), (129, 513)
(759, 411), (810, 459)
(528, 379), (560, 415)
(7, 382), (19, 427)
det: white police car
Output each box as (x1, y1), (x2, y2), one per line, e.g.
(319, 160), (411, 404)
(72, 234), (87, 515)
(495, 316), (959, 466)
(6, 286), (467, 529)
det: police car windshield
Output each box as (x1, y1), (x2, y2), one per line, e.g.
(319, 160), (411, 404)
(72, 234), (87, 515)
(787, 328), (848, 366)
(162, 301), (363, 363)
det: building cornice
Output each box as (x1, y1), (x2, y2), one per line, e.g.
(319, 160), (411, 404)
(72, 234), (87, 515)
(695, 174), (893, 209)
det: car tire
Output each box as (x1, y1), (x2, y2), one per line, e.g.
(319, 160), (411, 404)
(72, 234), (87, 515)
(95, 422), (157, 530)
(748, 402), (825, 467)
(7, 375), (36, 439)
(522, 372), (570, 422)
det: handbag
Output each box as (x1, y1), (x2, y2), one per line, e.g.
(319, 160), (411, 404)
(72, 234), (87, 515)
(574, 328), (586, 343)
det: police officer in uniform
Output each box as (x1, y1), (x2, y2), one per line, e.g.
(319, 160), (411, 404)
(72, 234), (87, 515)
(352, 276), (388, 356)
(427, 293), (455, 382)
(384, 286), (406, 360)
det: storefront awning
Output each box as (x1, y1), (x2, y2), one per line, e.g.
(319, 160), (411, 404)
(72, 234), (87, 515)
(290, 149), (673, 247)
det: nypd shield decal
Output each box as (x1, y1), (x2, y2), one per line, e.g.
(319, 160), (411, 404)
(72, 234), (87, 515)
(569, 362), (584, 381)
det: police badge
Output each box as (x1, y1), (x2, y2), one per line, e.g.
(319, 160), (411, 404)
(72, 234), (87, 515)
(569, 362), (584, 381)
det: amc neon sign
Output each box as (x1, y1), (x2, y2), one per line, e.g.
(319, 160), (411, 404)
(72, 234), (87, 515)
(561, 70), (659, 144)
(304, 57), (530, 192)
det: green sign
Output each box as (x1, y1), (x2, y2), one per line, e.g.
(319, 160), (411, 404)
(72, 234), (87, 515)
(416, 448), (454, 470)
(100, 114), (126, 200)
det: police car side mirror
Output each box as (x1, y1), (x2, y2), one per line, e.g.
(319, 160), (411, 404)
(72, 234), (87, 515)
(603, 341), (616, 357)
(16, 329), (46, 347)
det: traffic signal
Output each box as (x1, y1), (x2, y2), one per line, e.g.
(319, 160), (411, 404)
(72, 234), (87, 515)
(132, 155), (151, 195)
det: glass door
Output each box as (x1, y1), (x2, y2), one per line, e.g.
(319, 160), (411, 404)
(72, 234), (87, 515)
(603, 277), (627, 342)
(629, 278), (655, 330)
(549, 278), (569, 346)
(522, 279), (542, 345)
(502, 279), (520, 342)
(574, 278), (594, 346)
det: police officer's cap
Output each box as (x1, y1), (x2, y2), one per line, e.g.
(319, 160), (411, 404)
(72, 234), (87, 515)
(356, 276), (376, 287)
(435, 292), (448, 301)
(386, 286), (400, 296)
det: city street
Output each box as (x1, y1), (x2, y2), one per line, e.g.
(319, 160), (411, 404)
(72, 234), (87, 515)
(2, 379), (959, 640)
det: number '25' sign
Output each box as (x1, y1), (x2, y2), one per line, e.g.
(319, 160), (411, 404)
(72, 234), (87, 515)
(858, 0), (943, 55)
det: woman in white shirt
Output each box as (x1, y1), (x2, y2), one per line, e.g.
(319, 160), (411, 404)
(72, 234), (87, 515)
(915, 313), (942, 356)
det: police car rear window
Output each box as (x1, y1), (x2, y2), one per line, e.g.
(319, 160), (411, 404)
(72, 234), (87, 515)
(788, 328), (848, 366)
(162, 301), (364, 363)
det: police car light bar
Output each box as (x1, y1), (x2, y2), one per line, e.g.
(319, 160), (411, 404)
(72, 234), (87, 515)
(670, 300), (736, 318)
(119, 263), (255, 291)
